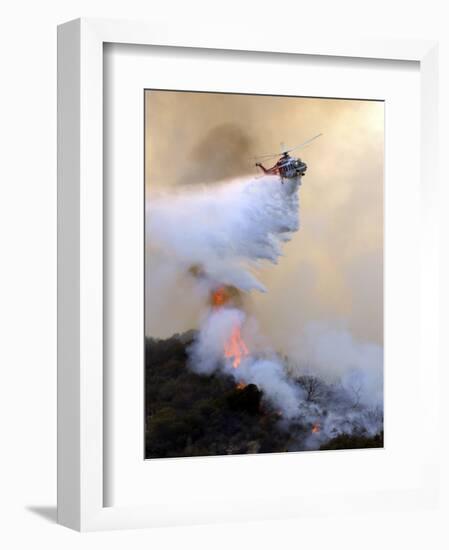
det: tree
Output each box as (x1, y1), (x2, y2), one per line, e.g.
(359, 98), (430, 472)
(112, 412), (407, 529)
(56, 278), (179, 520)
(297, 375), (326, 402)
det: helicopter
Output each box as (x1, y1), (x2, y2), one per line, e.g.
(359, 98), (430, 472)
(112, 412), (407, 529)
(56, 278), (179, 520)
(254, 133), (322, 183)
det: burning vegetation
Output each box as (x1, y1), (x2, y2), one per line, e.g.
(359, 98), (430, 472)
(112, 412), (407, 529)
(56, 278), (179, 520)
(144, 278), (383, 459)
(145, 173), (383, 459)
(145, 332), (383, 459)
(145, 333), (287, 458)
(210, 285), (243, 308)
(145, 269), (383, 459)
(223, 325), (249, 368)
(210, 286), (249, 368)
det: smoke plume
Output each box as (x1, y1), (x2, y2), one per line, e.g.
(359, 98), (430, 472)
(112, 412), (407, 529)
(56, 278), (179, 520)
(146, 91), (384, 346)
(146, 174), (383, 445)
(147, 175), (299, 293)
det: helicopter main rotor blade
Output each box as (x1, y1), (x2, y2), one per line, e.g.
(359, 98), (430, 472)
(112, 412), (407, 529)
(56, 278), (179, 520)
(285, 133), (323, 154)
(253, 133), (323, 161)
(253, 151), (284, 161)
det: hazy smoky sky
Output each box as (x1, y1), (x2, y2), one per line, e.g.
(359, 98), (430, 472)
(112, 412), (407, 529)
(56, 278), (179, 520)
(145, 91), (384, 347)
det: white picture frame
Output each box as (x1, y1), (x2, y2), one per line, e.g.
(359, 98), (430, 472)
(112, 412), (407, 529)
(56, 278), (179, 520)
(57, 17), (439, 531)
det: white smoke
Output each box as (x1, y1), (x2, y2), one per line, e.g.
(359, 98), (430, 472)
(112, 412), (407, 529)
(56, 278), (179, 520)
(290, 321), (384, 409)
(147, 175), (299, 293)
(188, 306), (304, 419)
(188, 307), (247, 376)
(146, 174), (383, 444)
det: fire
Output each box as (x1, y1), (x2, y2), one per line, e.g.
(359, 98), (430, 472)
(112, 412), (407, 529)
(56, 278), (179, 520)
(224, 325), (249, 368)
(236, 381), (246, 390)
(311, 422), (320, 434)
(210, 285), (243, 308)
(209, 286), (249, 368)
(211, 286), (229, 308)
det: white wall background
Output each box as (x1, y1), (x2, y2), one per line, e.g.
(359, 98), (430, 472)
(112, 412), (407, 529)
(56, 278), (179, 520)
(0, 1), (447, 548)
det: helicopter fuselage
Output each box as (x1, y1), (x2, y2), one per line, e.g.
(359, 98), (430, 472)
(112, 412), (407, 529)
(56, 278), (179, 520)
(256, 153), (307, 181)
(254, 133), (322, 183)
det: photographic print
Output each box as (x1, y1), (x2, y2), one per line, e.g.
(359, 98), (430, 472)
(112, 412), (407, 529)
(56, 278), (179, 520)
(144, 91), (384, 459)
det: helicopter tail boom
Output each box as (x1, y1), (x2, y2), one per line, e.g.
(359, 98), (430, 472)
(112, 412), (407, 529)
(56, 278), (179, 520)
(255, 162), (278, 175)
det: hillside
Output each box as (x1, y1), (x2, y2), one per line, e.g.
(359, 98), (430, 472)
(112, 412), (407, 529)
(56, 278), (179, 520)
(145, 333), (383, 459)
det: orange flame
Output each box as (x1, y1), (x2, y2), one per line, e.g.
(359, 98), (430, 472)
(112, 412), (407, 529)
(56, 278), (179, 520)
(210, 287), (249, 368)
(224, 325), (249, 368)
(211, 286), (229, 308)
(236, 381), (246, 390)
(311, 423), (320, 434)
